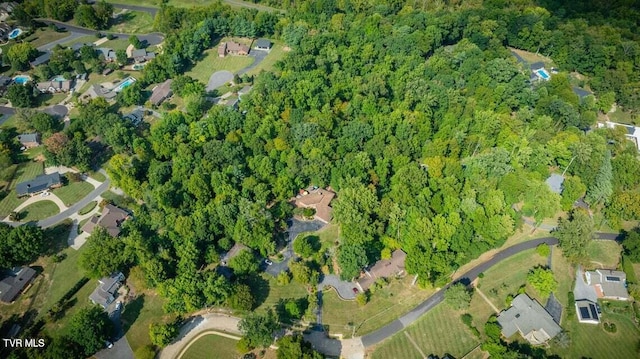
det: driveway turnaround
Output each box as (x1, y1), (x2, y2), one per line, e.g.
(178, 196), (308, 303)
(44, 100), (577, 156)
(159, 313), (241, 359)
(264, 218), (325, 277)
(318, 274), (357, 300)
(206, 70), (234, 92)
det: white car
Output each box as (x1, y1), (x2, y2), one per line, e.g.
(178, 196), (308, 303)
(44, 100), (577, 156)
(106, 341), (113, 349)
(115, 301), (122, 310)
(40, 192), (50, 197)
(265, 259), (273, 265)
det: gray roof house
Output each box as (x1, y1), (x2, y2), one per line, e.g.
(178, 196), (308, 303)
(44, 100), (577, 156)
(16, 172), (62, 197)
(83, 84), (117, 101)
(123, 108), (144, 126)
(30, 52), (51, 67)
(0, 267), (37, 303)
(585, 269), (630, 301)
(131, 49), (155, 63)
(545, 173), (564, 194)
(96, 48), (117, 62)
(17, 133), (40, 148)
(89, 272), (125, 309)
(149, 79), (173, 106)
(497, 294), (562, 345)
(575, 299), (600, 324)
(82, 204), (130, 237)
(573, 87), (593, 101)
(36, 80), (73, 93)
(255, 38), (272, 50)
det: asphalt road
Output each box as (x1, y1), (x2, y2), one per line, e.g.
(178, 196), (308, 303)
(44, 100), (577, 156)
(36, 176), (110, 228)
(37, 31), (87, 51)
(38, 19), (164, 46)
(360, 233), (618, 347)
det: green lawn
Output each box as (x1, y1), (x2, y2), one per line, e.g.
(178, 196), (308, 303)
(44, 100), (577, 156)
(372, 303), (480, 359)
(586, 241), (622, 269)
(246, 42), (288, 76)
(21, 200), (60, 221)
(322, 276), (432, 338)
(61, 35), (98, 48)
(89, 171), (107, 182)
(476, 248), (547, 307)
(108, 10), (154, 34)
(254, 273), (308, 313)
(106, 0), (281, 11)
(39, 92), (68, 106)
(25, 29), (72, 48)
(182, 334), (239, 359)
(608, 108), (635, 125)
(550, 307), (640, 359)
(186, 48), (255, 84)
(78, 201), (98, 215)
(41, 243), (88, 314)
(123, 292), (172, 352)
(52, 181), (94, 206)
(44, 280), (97, 337)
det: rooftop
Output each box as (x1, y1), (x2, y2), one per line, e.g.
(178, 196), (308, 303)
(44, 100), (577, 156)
(293, 187), (336, 223)
(149, 79), (173, 106)
(545, 173), (564, 194)
(16, 172), (61, 196)
(575, 299), (599, 324)
(497, 294), (562, 345)
(81, 204), (130, 237)
(89, 272), (124, 308)
(0, 267), (37, 303)
(586, 269), (629, 300)
(357, 250), (407, 291)
(17, 133), (39, 145)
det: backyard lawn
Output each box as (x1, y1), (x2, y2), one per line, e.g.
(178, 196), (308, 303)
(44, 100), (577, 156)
(182, 334), (239, 359)
(24, 28), (71, 48)
(20, 200), (60, 221)
(372, 303), (481, 359)
(246, 41), (288, 76)
(253, 273), (309, 314)
(52, 181), (94, 206)
(40, 244), (89, 314)
(123, 291), (172, 352)
(89, 171), (107, 182)
(186, 48), (255, 84)
(322, 276), (432, 338)
(586, 240), (621, 269)
(108, 10), (154, 34)
(0, 161), (44, 216)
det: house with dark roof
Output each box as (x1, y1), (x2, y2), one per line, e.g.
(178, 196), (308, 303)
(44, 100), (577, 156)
(575, 299), (600, 324)
(17, 133), (40, 148)
(123, 108), (144, 126)
(16, 172), (62, 197)
(82, 84), (116, 102)
(0, 75), (12, 89)
(149, 79), (173, 106)
(131, 49), (155, 63)
(0, 267), (37, 303)
(96, 47), (117, 62)
(497, 294), (562, 345)
(356, 249), (406, 291)
(585, 269), (629, 301)
(255, 38), (272, 51)
(81, 204), (130, 237)
(89, 272), (124, 309)
(293, 187), (336, 223)
(30, 52), (51, 67)
(36, 79), (73, 93)
(572, 87), (593, 101)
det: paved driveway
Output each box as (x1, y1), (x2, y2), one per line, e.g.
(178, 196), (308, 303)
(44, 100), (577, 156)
(206, 70), (234, 92)
(95, 304), (134, 359)
(238, 49), (268, 75)
(318, 274), (356, 300)
(264, 219), (324, 276)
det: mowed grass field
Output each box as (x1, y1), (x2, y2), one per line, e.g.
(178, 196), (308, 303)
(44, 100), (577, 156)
(586, 240), (622, 269)
(322, 276), (433, 338)
(182, 334), (239, 359)
(123, 291), (170, 352)
(372, 303), (480, 359)
(108, 10), (155, 34)
(186, 48), (254, 84)
(246, 41), (288, 76)
(53, 181), (95, 206)
(21, 200), (60, 221)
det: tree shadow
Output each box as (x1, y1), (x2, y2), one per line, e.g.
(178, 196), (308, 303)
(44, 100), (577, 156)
(44, 220), (73, 255)
(110, 12), (136, 27)
(121, 294), (144, 335)
(243, 274), (269, 309)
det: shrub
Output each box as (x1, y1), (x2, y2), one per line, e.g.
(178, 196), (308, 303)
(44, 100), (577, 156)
(567, 292), (576, 319)
(603, 322), (617, 333)
(276, 271), (291, 286)
(478, 272), (485, 279)
(505, 294), (514, 307)
(236, 337), (253, 353)
(536, 243), (551, 257)
(356, 292), (368, 306)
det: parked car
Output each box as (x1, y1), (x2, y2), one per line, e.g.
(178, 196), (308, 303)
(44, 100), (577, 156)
(115, 301), (122, 311)
(352, 287), (359, 294)
(41, 192), (50, 197)
(265, 259), (273, 266)
(105, 341), (113, 349)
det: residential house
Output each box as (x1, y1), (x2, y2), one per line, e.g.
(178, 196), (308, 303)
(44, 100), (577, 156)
(149, 79), (173, 106)
(96, 48), (117, 62)
(293, 187), (336, 223)
(356, 249), (406, 291)
(81, 204), (130, 237)
(585, 269), (630, 301)
(575, 299), (600, 324)
(0, 75), (12, 89)
(255, 38), (272, 51)
(36, 79), (73, 93)
(597, 121), (640, 151)
(497, 294), (562, 345)
(16, 172), (62, 197)
(572, 87), (593, 102)
(30, 52), (51, 67)
(545, 173), (564, 194)
(218, 41), (249, 57)
(131, 49), (155, 63)
(0, 22), (11, 39)
(17, 133), (40, 148)
(123, 108), (144, 126)
(0, 2), (17, 19)
(0, 267), (37, 303)
(89, 272), (124, 309)
(82, 84), (116, 101)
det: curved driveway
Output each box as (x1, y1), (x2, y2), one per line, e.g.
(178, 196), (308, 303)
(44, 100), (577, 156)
(37, 177), (110, 228)
(38, 19), (164, 46)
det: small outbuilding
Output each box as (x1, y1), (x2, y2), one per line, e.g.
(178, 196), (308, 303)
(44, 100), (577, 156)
(255, 38), (272, 51)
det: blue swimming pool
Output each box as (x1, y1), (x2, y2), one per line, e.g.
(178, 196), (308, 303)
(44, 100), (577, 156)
(13, 75), (30, 85)
(51, 76), (66, 82)
(114, 77), (136, 92)
(536, 68), (550, 80)
(8, 28), (22, 40)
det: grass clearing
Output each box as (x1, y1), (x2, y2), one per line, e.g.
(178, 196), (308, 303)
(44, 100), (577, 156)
(78, 201), (97, 215)
(246, 42), (288, 76)
(322, 276), (432, 338)
(89, 171), (107, 182)
(44, 280), (96, 337)
(372, 303), (480, 359)
(182, 334), (239, 359)
(186, 48), (255, 84)
(20, 200), (60, 221)
(108, 10), (155, 34)
(123, 292), (171, 352)
(253, 273), (309, 314)
(586, 241), (621, 269)
(551, 247), (574, 307)
(52, 181), (94, 206)
(25, 29), (71, 48)
(608, 107), (635, 125)
(476, 248), (546, 307)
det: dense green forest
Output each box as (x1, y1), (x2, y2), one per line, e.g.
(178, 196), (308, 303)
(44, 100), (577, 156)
(5, 0), (640, 318)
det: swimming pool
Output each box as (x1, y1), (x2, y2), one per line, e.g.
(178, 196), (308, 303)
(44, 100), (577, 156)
(8, 28), (22, 40)
(13, 75), (30, 85)
(113, 77), (136, 92)
(536, 68), (550, 80)
(51, 76), (66, 82)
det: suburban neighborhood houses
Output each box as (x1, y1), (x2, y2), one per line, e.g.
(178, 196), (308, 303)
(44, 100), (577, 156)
(1, 1), (639, 359)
